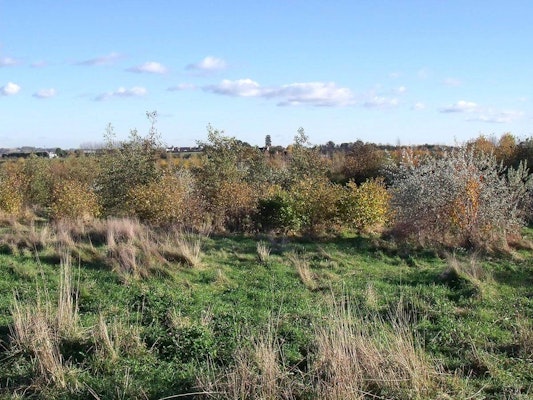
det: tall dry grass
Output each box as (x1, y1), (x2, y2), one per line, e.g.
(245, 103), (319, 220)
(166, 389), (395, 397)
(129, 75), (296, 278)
(256, 241), (271, 264)
(313, 299), (439, 399)
(200, 321), (295, 400)
(288, 251), (316, 290)
(10, 251), (80, 389)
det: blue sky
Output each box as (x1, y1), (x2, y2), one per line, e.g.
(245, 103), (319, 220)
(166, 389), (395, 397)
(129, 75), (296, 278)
(1, 0), (532, 148)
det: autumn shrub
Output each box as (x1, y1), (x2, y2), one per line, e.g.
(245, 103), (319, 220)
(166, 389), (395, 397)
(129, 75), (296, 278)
(291, 176), (343, 235)
(0, 161), (26, 216)
(338, 178), (391, 233)
(211, 179), (259, 231)
(22, 156), (54, 211)
(286, 127), (328, 185)
(342, 141), (388, 184)
(96, 114), (162, 217)
(389, 146), (532, 250)
(126, 173), (187, 225)
(50, 179), (101, 221)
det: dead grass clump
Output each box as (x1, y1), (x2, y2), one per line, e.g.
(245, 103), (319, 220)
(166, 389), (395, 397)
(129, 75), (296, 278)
(93, 313), (145, 362)
(105, 218), (144, 248)
(56, 251), (80, 339)
(256, 241), (271, 264)
(200, 322), (295, 400)
(440, 253), (493, 299)
(104, 218), (169, 280)
(11, 299), (68, 388)
(288, 251), (316, 290)
(161, 229), (203, 268)
(312, 299), (441, 399)
(10, 251), (81, 389)
(515, 316), (533, 359)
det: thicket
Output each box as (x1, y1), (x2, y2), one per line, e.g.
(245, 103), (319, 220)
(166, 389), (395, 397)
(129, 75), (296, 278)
(0, 122), (532, 249)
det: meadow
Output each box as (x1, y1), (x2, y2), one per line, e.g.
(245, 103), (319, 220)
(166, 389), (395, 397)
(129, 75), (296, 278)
(0, 122), (532, 399)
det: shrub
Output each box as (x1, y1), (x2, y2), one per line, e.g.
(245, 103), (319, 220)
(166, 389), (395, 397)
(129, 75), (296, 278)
(342, 141), (388, 184)
(22, 156), (54, 210)
(291, 176), (343, 235)
(211, 180), (258, 231)
(96, 114), (162, 216)
(256, 187), (302, 234)
(339, 178), (391, 233)
(127, 173), (187, 225)
(287, 127), (328, 185)
(389, 146), (532, 250)
(50, 179), (101, 221)
(0, 161), (26, 216)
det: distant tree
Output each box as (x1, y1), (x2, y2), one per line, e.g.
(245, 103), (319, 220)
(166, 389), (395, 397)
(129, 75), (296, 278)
(265, 134), (272, 148)
(55, 148), (68, 158)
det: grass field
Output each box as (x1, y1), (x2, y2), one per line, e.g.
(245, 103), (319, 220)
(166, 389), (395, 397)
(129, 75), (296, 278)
(0, 220), (531, 399)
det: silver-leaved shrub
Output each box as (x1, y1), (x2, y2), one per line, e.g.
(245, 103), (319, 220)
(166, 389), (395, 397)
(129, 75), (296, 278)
(389, 146), (532, 250)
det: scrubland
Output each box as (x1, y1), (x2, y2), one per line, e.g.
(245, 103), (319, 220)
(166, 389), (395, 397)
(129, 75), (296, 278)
(0, 121), (532, 399)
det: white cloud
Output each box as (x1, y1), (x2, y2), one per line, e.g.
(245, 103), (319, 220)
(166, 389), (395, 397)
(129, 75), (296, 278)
(364, 95), (399, 109)
(187, 56), (227, 72)
(467, 110), (524, 124)
(205, 78), (262, 97)
(128, 61), (168, 74)
(1, 82), (21, 96)
(77, 52), (123, 66)
(389, 72), (401, 79)
(33, 88), (57, 99)
(440, 100), (478, 113)
(273, 82), (354, 107)
(95, 86), (147, 101)
(204, 79), (354, 107)
(167, 83), (196, 91)
(0, 57), (20, 67)
(444, 77), (462, 87)
(413, 102), (426, 110)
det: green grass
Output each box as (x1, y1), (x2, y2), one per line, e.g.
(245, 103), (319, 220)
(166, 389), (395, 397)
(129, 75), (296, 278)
(0, 225), (532, 399)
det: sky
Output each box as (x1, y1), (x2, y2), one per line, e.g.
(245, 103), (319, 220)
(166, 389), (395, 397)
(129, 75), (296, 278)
(1, 0), (532, 149)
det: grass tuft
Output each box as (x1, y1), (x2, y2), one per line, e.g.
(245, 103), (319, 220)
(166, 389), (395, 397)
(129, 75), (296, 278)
(256, 241), (271, 264)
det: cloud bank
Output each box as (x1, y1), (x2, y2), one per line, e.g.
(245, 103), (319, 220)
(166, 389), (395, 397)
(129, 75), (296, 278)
(204, 79), (354, 107)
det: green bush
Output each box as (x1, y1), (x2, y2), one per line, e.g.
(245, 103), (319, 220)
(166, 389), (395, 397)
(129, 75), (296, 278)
(290, 176), (343, 236)
(96, 114), (162, 217)
(256, 188), (302, 233)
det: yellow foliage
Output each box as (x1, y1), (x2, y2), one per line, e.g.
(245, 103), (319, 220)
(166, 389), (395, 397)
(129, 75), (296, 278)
(50, 179), (101, 220)
(291, 176), (343, 234)
(211, 180), (258, 230)
(127, 174), (187, 225)
(0, 161), (27, 216)
(341, 179), (391, 232)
